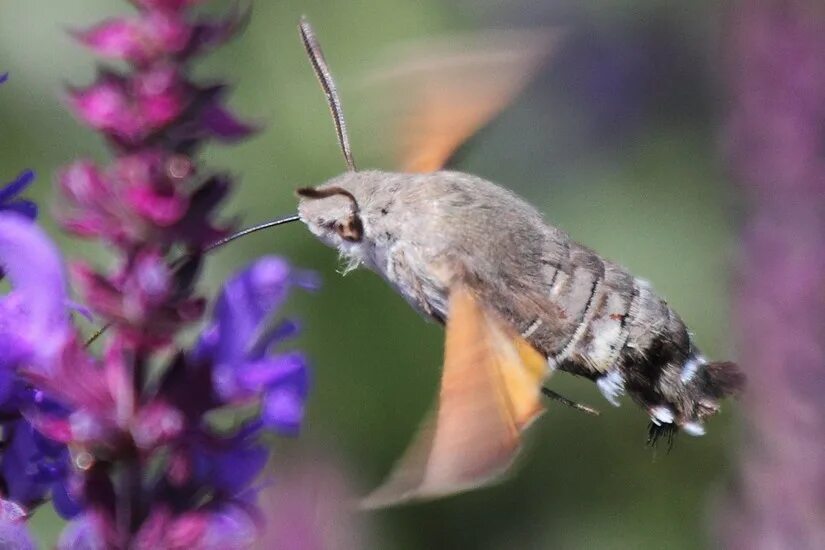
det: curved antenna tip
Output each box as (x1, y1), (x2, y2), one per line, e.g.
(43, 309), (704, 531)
(298, 17), (358, 172)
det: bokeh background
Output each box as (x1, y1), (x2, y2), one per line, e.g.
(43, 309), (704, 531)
(0, 1), (779, 548)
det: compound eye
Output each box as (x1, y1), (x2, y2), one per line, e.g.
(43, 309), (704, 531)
(334, 215), (363, 242)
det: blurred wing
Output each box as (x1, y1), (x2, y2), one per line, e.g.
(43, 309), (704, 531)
(366, 29), (560, 172)
(361, 285), (549, 509)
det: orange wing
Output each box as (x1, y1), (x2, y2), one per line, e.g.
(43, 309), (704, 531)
(364, 29), (560, 173)
(361, 285), (550, 509)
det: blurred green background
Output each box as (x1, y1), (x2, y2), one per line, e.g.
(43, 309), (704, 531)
(1, 1), (741, 548)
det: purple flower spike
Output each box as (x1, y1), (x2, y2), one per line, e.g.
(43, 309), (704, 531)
(0, 73), (8, 85)
(48, 1), (318, 545)
(0, 213), (69, 371)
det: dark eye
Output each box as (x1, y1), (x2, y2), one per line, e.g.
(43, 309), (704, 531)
(335, 215), (363, 242)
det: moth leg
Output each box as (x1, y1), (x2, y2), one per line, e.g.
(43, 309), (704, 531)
(540, 387), (600, 416)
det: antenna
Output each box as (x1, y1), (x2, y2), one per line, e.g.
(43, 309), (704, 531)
(299, 16), (357, 172)
(296, 186), (360, 213)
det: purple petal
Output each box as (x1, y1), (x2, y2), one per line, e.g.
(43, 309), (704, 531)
(0, 366), (16, 405)
(130, 251), (173, 306)
(68, 81), (127, 130)
(200, 506), (257, 549)
(73, 19), (142, 60)
(0, 214), (69, 370)
(0, 73), (8, 85)
(52, 479), (83, 519)
(146, 12), (192, 55)
(58, 513), (107, 550)
(0, 170), (35, 204)
(0, 515), (35, 550)
(253, 319), (301, 357)
(0, 200), (37, 220)
(213, 257), (292, 365)
(200, 102), (258, 141)
(185, 6), (251, 58)
(125, 185), (187, 225)
(237, 353), (307, 393)
(192, 324), (219, 362)
(58, 161), (108, 204)
(2, 422), (49, 505)
(131, 400), (184, 449)
(66, 300), (94, 322)
(262, 387), (306, 435)
(0, 499), (26, 522)
(208, 445), (268, 495)
(172, 175), (232, 247)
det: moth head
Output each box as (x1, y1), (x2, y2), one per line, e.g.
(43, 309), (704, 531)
(296, 177), (368, 247)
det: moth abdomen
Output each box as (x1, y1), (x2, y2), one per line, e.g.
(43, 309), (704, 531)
(523, 237), (744, 435)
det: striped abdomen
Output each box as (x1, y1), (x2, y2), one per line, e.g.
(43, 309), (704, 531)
(520, 240), (744, 437)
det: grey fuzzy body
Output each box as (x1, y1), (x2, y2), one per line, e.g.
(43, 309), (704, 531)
(298, 170), (743, 433)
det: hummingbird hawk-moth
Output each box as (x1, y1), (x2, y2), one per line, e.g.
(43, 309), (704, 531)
(279, 18), (745, 508)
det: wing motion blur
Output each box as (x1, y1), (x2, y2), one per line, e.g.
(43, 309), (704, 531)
(361, 285), (550, 509)
(364, 28), (560, 173)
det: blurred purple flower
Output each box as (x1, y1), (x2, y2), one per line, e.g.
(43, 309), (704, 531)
(0, 213), (70, 372)
(0, 214), (83, 520)
(259, 454), (368, 550)
(721, 1), (825, 548)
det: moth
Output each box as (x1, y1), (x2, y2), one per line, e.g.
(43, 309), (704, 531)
(250, 18), (746, 508)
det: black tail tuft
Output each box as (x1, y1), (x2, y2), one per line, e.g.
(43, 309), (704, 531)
(647, 422), (677, 451)
(703, 361), (746, 399)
